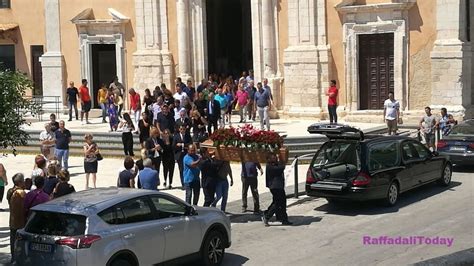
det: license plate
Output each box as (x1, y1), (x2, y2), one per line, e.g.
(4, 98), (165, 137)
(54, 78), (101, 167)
(311, 183), (343, 191)
(30, 242), (53, 253)
(450, 146), (466, 151)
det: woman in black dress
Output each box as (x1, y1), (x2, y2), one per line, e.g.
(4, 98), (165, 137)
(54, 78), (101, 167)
(161, 128), (175, 189)
(138, 112), (151, 148)
(119, 113), (135, 156)
(143, 88), (154, 118)
(83, 134), (99, 189)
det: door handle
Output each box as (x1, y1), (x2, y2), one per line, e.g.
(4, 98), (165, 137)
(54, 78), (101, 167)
(123, 233), (135, 239)
(163, 225), (174, 231)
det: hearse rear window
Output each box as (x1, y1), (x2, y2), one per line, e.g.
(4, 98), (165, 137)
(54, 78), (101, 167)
(311, 141), (360, 169)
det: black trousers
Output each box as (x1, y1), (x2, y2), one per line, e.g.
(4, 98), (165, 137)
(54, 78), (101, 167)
(264, 189), (288, 222)
(203, 179), (216, 207)
(10, 228), (17, 262)
(162, 158), (175, 185)
(122, 132), (134, 156)
(177, 154), (185, 187)
(328, 105), (337, 124)
(68, 101), (78, 120)
(151, 157), (161, 173)
(207, 118), (218, 135)
(242, 177), (260, 211)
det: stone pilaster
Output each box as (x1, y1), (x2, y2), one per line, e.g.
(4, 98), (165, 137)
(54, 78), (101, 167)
(133, 0), (172, 91)
(177, 0), (192, 82)
(41, 0), (65, 107)
(283, 0), (331, 117)
(431, 0), (473, 118)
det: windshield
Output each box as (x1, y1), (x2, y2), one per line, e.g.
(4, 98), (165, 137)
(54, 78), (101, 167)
(311, 141), (360, 169)
(449, 125), (474, 136)
(25, 211), (86, 236)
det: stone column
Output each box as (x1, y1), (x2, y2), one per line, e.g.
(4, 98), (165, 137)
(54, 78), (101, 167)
(431, 0), (473, 118)
(133, 0), (172, 91)
(41, 0), (65, 107)
(177, 0), (192, 82)
(262, 0), (277, 77)
(283, 0), (331, 117)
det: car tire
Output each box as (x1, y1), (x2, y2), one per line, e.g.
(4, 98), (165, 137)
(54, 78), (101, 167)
(201, 230), (226, 266)
(109, 259), (132, 266)
(384, 182), (399, 207)
(438, 164), (452, 186)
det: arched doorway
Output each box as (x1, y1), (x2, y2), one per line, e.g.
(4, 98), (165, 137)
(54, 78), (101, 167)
(206, 0), (253, 78)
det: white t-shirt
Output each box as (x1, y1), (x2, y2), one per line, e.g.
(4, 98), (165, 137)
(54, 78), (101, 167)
(173, 92), (188, 107)
(384, 99), (399, 120)
(39, 130), (55, 147)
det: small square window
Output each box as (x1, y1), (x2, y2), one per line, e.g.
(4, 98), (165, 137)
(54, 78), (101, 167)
(0, 45), (15, 70)
(0, 0), (11, 8)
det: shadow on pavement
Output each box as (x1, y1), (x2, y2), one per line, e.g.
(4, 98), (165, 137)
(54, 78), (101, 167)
(179, 253), (249, 266)
(453, 165), (474, 173)
(314, 181), (462, 216)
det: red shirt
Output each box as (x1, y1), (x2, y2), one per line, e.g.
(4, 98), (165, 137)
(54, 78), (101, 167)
(328, 86), (338, 106)
(79, 86), (91, 102)
(130, 93), (141, 111)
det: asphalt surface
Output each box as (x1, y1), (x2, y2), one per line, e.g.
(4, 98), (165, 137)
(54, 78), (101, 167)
(218, 165), (474, 265)
(0, 163), (472, 265)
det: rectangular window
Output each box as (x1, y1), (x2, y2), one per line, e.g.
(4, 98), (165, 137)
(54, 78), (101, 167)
(0, 0), (10, 8)
(0, 45), (15, 70)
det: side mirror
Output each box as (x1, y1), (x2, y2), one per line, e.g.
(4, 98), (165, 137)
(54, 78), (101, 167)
(185, 206), (197, 216)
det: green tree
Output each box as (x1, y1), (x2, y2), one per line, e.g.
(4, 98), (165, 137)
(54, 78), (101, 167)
(0, 67), (40, 155)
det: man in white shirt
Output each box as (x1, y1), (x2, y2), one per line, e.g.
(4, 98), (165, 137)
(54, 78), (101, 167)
(39, 123), (56, 159)
(173, 84), (188, 107)
(383, 91), (400, 135)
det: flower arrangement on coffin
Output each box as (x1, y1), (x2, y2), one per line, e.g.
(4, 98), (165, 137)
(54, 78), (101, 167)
(203, 124), (288, 163)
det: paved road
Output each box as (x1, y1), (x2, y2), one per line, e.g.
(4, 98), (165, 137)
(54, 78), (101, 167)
(220, 166), (474, 265)
(0, 160), (472, 265)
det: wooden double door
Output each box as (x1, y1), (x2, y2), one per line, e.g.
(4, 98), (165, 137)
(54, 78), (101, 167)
(358, 33), (394, 110)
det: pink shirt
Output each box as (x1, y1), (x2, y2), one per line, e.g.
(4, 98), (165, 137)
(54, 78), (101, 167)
(236, 90), (249, 106)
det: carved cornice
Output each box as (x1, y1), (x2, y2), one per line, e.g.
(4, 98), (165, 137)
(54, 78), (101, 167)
(336, 0), (416, 14)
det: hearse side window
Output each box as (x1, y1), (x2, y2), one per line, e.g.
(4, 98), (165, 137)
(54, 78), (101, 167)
(411, 142), (430, 160)
(401, 142), (416, 161)
(368, 142), (399, 171)
(312, 141), (359, 169)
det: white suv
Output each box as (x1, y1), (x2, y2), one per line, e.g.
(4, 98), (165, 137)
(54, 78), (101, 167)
(15, 188), (231, 265)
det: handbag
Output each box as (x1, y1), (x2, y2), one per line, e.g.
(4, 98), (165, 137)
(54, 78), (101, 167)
(96, 150), (103, 161)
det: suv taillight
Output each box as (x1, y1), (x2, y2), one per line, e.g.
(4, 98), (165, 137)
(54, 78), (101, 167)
(56, 235), (101, 249)
(352, 172), (371, 186)
(306, 168), (316, 184)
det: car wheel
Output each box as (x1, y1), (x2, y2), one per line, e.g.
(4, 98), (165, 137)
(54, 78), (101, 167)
(110, 259), (132, 266)
(438, 164), (452, 186)
(201, 230), (226, 266)
(384, 182), (399, 207)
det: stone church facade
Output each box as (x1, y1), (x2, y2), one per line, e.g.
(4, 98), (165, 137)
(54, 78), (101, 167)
(0, 0), (473, 120)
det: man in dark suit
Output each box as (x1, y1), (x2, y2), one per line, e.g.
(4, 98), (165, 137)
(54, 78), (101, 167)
(175, 109), (192, 137)
(145, 127), (164, 174)
(200, 148), (220, 207)
(173, 125), (192, 188)
(206, 92), (220, 135)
